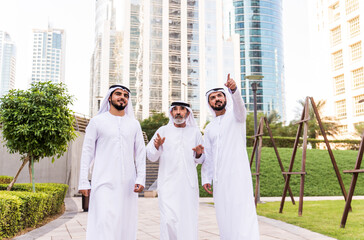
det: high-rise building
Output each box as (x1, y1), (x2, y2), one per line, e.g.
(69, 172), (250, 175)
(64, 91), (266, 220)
(139, 0), (240, 126)
(311, 0), (364, 137)
(0, 31), (16, 97)
(89, 0), (241, 127)
(89, 0), (143, 117)
(232, 0), (286, 121)
(31, 27), (65, 84)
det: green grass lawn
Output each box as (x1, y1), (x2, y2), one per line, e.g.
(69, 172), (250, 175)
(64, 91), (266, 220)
(257, 200), (364, 240)
(247, 147), (364, 197)
(198, 147), (364, 197)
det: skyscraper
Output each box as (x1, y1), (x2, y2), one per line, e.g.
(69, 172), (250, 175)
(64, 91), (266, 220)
(31, 27), (65, 84)
(311, 0), (364, 137)
(233, 0), (286, 121)
(89, 0), (143, 117)
(139, 0), (240, 126)
(89, 0), (241, 127)
(0, 31), (16, 97)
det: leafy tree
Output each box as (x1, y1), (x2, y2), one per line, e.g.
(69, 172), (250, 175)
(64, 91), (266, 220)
(140, 111), (169, 141)
(295, 99), (339, 139)
(0, 81), (76, 191)
(354, 122), (364, 137)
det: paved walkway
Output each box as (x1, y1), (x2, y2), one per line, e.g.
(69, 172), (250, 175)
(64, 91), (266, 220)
(14, 196), (361, 240)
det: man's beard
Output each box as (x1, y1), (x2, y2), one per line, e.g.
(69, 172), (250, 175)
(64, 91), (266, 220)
(111, 99), (127, 110)
(173, 114), (187, 124)
(211, 101), (226, 111)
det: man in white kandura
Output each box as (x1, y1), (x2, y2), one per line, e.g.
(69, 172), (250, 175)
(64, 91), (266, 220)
(78, 84), (146, 240)
(201, 74), (260, 239)
(146, 101), (204, 240)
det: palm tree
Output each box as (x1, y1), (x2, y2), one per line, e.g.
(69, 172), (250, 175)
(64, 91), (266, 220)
(295, 99), (339, 139)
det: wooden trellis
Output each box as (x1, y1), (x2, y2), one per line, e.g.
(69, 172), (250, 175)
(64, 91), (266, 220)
(340, 133), (364, 228)
(279, 97), (348, 216)
(250, 117), (295, 206)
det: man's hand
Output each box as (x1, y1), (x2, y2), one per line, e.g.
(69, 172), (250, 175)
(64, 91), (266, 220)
(224, 73), (237, 93)
(134, 184), (144, 193)
(192, 144), (204, 158)
(79, 189), (91, 197)
(203, 183), (213, 195)
(154, 133), (165, 150)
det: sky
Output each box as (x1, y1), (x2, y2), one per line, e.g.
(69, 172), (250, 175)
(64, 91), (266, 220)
(0, 0), (315, 122)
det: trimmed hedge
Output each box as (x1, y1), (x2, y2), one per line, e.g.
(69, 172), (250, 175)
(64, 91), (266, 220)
(0, 183), (68, 239)
(0, 192), (22, 239)
(0, 176), (14, 184)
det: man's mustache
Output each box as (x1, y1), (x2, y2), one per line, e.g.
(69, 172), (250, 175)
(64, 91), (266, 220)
(174, 114), (183, 119)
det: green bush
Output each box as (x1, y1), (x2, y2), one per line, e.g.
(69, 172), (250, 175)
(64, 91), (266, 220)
(0, 183), (68, 238)
(0, 192), (22, 239)
(0, 183), (68, 215)
(6, 191), (50, 228)
(0, 176), (14, 184)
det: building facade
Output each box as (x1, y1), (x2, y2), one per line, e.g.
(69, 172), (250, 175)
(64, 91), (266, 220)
(0, 31), (16, 97)
(31, 28), (65, 84)
(232, 0), (286, 121)
(312, 0), (364, 137)
(89, 0), (241, 127)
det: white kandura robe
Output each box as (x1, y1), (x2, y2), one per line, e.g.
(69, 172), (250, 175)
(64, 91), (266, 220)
(202, 89), (260, 240)
(78, 111), (146, 240)
(146, 124), (204, 240)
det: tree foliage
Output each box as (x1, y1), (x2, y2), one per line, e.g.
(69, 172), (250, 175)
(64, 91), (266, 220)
(295, 99), (339, 139)
(0, 81), (76, 190)
(139, 111), (169, 141)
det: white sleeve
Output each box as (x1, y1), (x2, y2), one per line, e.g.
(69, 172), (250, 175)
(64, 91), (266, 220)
(194, 130), (205, 164)
(146, 129), (163, 162)
(201, 133), (213, 185)
(78, 119), (97, 190)
(230, 88), (247, 123)
(134, 123), (146, 186)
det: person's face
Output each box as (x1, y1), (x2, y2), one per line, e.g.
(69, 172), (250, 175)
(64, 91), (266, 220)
(171, 105), (189, 124)
(109, 89), (129, 111)
(208, 91), (226, 111)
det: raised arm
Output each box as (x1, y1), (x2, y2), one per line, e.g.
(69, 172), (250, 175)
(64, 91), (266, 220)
(225, 74), (246, 123)
(193, 130), (205, 164)
(146, 130), (164, 162)
(78, 119), (97, 191)
(134, 123), (146, 187)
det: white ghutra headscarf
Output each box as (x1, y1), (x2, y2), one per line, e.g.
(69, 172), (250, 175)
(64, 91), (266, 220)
(168, 100), (197, 127)
(97, 84), (135, 119)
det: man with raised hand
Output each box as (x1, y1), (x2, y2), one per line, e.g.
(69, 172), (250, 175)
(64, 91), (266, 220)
(146, 101), (204, 240)
(202, 74), (260, 239)
(78, 84), (146, 240)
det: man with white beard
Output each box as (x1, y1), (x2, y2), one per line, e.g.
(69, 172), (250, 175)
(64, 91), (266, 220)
(146, 101), (204, 240)
(78, 84), (146, 240)
(202, 74), (260, 239)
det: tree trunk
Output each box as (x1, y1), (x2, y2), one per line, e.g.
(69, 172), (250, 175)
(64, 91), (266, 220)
(7, 155), (30, 191)
(28, 159), (32, 182)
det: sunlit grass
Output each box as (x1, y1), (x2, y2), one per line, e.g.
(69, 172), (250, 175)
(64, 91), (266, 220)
(257, 200), (364, 240)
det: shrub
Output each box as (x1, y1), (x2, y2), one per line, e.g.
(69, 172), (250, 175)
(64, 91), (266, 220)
(0, 183), (68, 238)
(0, 192), (22, 239)
(0, 183), (68, 215)
(0, 176), (14, 184)
(5, 191), (50, 228)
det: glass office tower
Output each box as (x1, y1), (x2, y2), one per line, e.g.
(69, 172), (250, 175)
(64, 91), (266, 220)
(234, 0), (285, 120)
